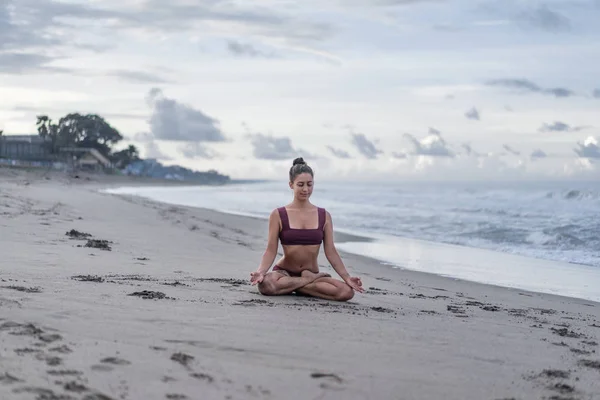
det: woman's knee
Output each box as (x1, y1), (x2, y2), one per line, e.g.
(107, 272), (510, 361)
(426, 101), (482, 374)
(335, 285), (354, 302)
(258, 275), (278, 296)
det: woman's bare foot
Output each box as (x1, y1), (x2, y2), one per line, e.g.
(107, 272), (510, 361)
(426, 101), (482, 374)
(301, 270), (331, 281)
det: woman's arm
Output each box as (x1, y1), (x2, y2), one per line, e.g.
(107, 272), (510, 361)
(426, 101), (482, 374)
(323, 211), (363, 292)
(251, 209), (280, 285)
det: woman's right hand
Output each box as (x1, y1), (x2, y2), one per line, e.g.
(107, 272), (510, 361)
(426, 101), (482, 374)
(250, 271), (265, 285)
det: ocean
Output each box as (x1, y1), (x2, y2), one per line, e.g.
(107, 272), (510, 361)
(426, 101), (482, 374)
(104, 180), (600, 302)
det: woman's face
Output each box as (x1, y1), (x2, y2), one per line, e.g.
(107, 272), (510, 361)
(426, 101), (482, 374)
(290, 172), (314, 200)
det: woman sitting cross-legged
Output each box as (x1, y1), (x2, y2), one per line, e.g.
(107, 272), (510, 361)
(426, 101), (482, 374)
(249, 157), (364, 301)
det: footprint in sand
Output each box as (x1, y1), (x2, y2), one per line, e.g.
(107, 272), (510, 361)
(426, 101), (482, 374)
(100, 357), (131, 366)
(190, 373), (214, 383)
(310, 372), (343, 383)
(0, 372), (23, 384)
(171, 352), (194, 369)
(578, 359), (600, 370)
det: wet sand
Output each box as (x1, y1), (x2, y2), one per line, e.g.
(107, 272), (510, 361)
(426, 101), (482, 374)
(1, 167), (599, 400)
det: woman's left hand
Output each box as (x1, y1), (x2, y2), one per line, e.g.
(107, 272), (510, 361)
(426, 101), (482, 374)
(344, 276), (364, 293)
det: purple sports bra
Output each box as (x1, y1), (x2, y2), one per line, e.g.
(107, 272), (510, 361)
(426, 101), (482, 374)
(278, 207), (326, 246)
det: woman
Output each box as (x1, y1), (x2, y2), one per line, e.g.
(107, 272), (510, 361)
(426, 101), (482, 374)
(250, 157), (364, 301)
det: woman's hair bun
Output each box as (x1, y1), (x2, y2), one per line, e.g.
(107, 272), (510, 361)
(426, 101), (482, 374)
(292, 157), (306, 166)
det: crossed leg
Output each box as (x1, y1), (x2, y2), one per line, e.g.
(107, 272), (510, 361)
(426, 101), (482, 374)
(258, 270), (354, 302)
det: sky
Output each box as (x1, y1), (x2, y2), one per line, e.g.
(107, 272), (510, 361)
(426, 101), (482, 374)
(1, 0), (599, 181)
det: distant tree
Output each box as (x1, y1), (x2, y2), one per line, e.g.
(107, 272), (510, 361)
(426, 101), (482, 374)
(111, 144), (140, 168)
(36, 113), (123, 157)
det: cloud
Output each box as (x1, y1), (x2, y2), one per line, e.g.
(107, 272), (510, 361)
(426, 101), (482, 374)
(145, 88), (226, 142)
(461, 144), (482, 157)
(486, 79), (575, 98)
(227, 40), (276, 58)
(428, 127), (441, 135)
(465, 107), (480, 121)
(178, 142), (219, 159)
(143, 141), (172, 161)
(403, 131), (454, 157)
(109, 70), (175, 84)
(327, 146), (351, 159)
(530, 149), (547, 160)
(593, 89), (600, 98)
(115, 1), (334, 46)
(350, 133), (383, 159)
(538, 121), (588, 133)
(248, 133), (303, 160)
(502, 144), (521, 156)
(1, 0), (335, 76)
(1, 0), (122, 58)
(0, 52), (71, 74)
(574, 136), (600, 159)
(515, 5), (571, 32)
(391, 152), (408, 159)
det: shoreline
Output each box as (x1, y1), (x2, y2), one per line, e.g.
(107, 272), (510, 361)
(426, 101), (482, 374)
(100, 183), (600, 305)
(2, 167), (600, 400)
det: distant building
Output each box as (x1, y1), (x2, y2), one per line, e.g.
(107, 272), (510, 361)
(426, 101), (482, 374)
(0, 134), (51, 160)
(60, 147), (113, 171)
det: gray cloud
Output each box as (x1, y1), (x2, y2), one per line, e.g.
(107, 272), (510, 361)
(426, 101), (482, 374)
(574, 136), (600, 159)
(539, 121), (588, 133)
(248, 133), (302, 160)
(1, 1), (121, 52)
(486, 79), (575, 98)
(428, 127), (441, 135)
(0, 52), (71, 74)
(178, 142), (219, 159)
(502, 144), (521, 156)
(403, 132), (454, 157)
(391, 152), (408, 159)
(516, 5), (571, 32)
(327, 146), (351, 159)
(593, 89), (600, 98)
(530, 149), (547, 160)
(145, 88), (226, 142)
(227, 40), (276, 58)
(109, 70), (175, 84)
(143, 141), (173, 161)
(115, 1), (334, 45)
(343, 0), (443, 5)
(465, 107), (480, 121)
(1, 0), (334, 76)
(462, 143), (482, 157)
(350, 133), (383, 159)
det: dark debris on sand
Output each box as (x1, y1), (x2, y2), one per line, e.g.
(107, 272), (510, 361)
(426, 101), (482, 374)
(171, 352), (194, 368)
(128, 291), (169, 300)
(190, 373), (214, 383)
(162, 281), (190, 287)
(65, 229), (92, 239)
(310, 372), (343, 383)
(83, 239), (112, 251)
(233, 299), (272, 306)
(71, 275), (104, 283)
(540, 369), (571, 379)
(2, 285), (42, 293)
(577, 359), (600, 370)
(550, 327), (584, 339)
(193, 277), (247, 286)
(370, 306), (394, 313)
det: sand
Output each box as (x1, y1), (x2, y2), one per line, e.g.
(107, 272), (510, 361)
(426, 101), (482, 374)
(1, 167), (599, 400)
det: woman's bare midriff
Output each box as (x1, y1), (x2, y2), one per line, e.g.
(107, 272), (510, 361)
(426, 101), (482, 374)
(275, 244), (321, 274)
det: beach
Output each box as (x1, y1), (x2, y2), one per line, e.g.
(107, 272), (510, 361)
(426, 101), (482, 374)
(1, 167), (600, 400)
